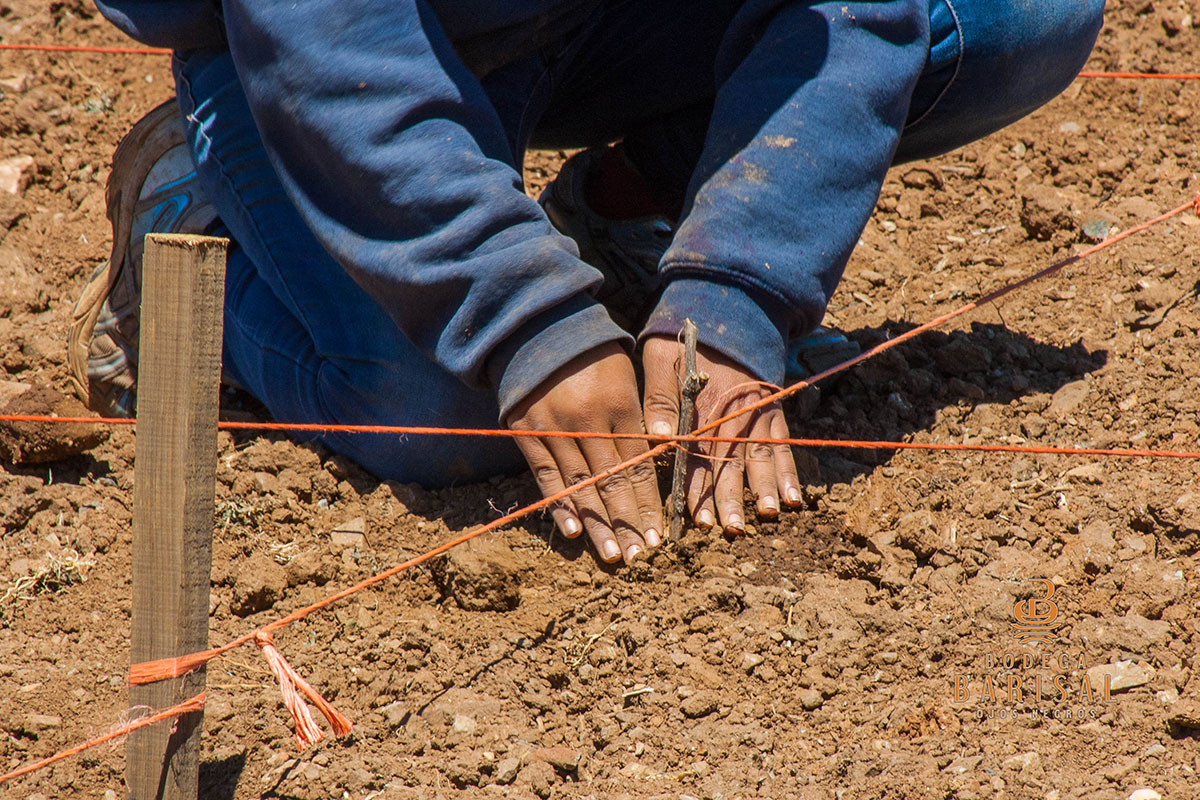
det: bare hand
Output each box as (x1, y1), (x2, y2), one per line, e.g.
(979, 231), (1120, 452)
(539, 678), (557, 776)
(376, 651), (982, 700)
(506, 343), (664, 563)
(642, 335), (803, 532)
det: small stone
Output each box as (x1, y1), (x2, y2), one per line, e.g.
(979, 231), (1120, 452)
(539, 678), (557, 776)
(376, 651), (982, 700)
(1082, 216), (1113, 242)
(782, 624), (808, 643)
(1127, 789), (1162, 800)
(330, 516), (367, 551)
(494, 757), (520, 785)
(0, 74), (29, 94)
(741, 652), (764, 673)
(943, 755), (982, 775)
(1142, 743), (1167, 758)
(1047, 379), (1089, 418)
(1102, 756), (1138, 782)
(680, 692), (719, 719)
(1002, 751), (1041, 774)
(534, 745), (582, 773)
(1058, 121), (1081, 134)
(1065, 463), (1105, 485)
(0, 155), (33, 195)
(1087, 660), (1155, 693)
(452, 714), (477, 734)
(859, 269), (886, 287)
(25, 713), (61, 731)
(797, 688), (823, 711)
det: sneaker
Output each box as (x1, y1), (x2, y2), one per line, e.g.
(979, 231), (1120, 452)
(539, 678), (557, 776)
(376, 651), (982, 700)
(539, 148), (671, 332)
(68, 100), (217, 417)
(540, 147), (860, 379)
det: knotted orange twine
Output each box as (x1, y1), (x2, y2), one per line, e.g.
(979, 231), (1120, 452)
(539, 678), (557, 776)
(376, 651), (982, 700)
(254, 631), (351, 749)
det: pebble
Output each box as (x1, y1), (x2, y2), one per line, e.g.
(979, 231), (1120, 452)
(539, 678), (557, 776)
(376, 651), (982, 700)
(680, 692), (718, 719)
(797, 688), (823, 711)
(494, 757), (520, 785)
(1128, 790), (1162, 800)
(740, 652), (764, 673)
(1087, 661), (1155, 693)
(1141, 743), (1167, 758)
(0, 154), (33, 195)
(24, 713), (61, 730)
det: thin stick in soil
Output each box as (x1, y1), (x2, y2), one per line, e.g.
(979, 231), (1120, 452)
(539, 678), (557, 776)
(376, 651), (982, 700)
(669, 319), (707, 543)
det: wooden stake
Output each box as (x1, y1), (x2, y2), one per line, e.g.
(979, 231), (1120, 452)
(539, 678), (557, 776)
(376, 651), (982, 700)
(668, 319), (706, 543)
(128, 234), (227, 800)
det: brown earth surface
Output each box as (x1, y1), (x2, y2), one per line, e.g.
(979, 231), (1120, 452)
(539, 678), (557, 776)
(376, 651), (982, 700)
(4, 2), (1200, 798)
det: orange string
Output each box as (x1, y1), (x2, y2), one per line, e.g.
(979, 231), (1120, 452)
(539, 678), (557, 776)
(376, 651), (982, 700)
(0, 693), (205, 785)
(0, 42), (171, 55)
(4, 416), (1200, 459)
(1078, 70), (1200, 80)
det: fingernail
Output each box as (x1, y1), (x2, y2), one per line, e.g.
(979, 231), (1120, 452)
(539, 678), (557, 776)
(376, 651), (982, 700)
(761, 496), (779, 512)
(786, 486), (803, 505)
(697, 509), (715, 528)
(626, 544), (643, 562)
(563, 517), (581, 536)
(727, 514), (744, 531)
(650, 421), (673, 438)
(601, 540), (621, 561)
(644, 528), (661, 548)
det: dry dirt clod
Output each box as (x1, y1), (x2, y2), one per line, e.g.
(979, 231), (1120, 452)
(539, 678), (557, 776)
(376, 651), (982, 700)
(680, 691), (719, 719)
(230, 554), (288, 617)
(430, 535), (529, 611)
(0, 385), (107, 464)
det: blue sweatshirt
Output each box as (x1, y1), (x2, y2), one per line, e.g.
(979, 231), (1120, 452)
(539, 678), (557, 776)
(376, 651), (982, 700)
(95, 0), (928, 419)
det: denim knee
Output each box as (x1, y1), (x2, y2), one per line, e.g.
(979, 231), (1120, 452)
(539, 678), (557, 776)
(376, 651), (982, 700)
(898, 0), (1104, 162)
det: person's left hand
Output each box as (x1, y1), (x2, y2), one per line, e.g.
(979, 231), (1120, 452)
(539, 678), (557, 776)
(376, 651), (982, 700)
(641, 334), (804, 532)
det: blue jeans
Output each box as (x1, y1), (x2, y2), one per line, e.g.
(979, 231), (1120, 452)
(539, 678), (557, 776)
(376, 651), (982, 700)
(174, 0), (1102, 485)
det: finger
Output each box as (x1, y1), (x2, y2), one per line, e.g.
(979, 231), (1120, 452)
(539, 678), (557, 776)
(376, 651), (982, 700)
(513, 436), (582, 537)
(685, 445), (716, 529)
(544, 437), (623, 563)
(642, 337), (682, 440)
(713, 436), (746, 533)
(580, 436), (649, 562)
(746, 410), (780, 519)
(770, 410), (804, 507)
(612, 424), (664, 550)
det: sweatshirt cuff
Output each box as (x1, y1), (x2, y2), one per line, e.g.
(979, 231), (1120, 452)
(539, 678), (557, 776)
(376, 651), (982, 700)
(488, 295), (633, 422)
(639, 277), (798, 387)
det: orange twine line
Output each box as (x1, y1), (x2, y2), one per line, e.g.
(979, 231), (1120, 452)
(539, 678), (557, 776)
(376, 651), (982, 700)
(1078, 70), (1200, 80)
(0, 693), (204, 785)
(0, 42), (171, 55)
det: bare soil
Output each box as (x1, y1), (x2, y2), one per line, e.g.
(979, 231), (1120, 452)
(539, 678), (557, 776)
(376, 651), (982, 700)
(3, 3), (1200, 799)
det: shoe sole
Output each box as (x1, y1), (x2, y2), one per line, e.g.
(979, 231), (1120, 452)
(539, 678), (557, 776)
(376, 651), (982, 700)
(67, 100), (186, 409)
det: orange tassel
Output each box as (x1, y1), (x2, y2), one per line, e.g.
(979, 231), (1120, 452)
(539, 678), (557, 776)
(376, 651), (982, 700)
(254, 632), (352, 749)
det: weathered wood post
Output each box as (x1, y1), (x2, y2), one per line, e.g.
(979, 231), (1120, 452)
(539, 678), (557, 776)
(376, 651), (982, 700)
(127, 233), (227, 800)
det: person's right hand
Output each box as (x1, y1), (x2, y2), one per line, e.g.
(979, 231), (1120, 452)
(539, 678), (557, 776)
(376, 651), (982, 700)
(505, 342), (663, 564)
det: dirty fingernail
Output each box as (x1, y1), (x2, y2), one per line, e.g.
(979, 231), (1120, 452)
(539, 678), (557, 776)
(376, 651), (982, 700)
(650, 421), (673, 438)
(761, 496), (779, 512)
(601, 540), (621, 561)
(644, 528), (661, 548)
(727, 514), (744, 531)
(625, 544), (644, 562)
(697, 509), (715, 528)
(786, 486), (803, 505)
(563, 517), (581, 536)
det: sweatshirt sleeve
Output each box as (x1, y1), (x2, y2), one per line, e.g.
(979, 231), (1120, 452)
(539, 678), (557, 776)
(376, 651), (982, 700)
(219, 0), (629, 420)
(640, 0), (929, 386)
